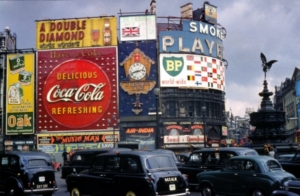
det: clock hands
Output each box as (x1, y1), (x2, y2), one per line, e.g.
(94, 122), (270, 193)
(130, 68), (145, 76)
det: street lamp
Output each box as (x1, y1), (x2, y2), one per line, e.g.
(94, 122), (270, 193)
(112, 114), (116, 148)
(202, 106), (206, 148)
(154, 87), (160, 149)
(116, 118), (120, 148)
(107, 117), (111, 146)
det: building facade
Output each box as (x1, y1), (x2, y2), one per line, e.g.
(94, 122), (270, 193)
(0, 1), (229, 155)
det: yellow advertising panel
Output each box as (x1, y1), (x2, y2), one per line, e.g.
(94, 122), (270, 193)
(36, 17), (117, 50)
(6, 53), (35, 135)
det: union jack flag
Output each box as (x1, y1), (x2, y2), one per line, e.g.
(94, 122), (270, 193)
(122, 27), (140, 37)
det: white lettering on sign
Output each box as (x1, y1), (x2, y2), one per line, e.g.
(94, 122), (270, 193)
(189, 22), (224, 41)
(162, 37), (219, 57)
(46, 83), (105, 103)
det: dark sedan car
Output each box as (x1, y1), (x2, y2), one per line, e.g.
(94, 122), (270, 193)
(0, 151), (58, 196)
(198, 155), (297, 196)
(66, 150), (190, 196)
(279, 150), (300, 178)
(61, 148), (131, 180)
(178, 147), (258, 188)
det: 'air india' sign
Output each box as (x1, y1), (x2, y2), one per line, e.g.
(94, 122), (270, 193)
(37, 47), (118, 132)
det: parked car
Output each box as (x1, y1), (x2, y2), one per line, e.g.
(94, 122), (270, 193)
(143, 149), (184, 166)
(272, 180), (300, 195)
(197, 155), (297, 196)
(277, 154), (295, 161)
(178, 147), (258, 188)
(66, 150), (190, 196)
(61, 148), (131, 180)
(279, 150), (300, 178)
(0, 151), (58, 196)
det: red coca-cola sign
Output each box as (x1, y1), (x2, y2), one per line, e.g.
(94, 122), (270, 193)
(43, 59), (111, 127)
(37, 47), (118, 132)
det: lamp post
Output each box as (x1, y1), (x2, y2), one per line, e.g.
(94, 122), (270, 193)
(112, 114), (116, 148)
(154, 88), (160, 149)
(107, 117), (111, 146)
(107, 115), (117, 148)
(202, 106), (206, 148)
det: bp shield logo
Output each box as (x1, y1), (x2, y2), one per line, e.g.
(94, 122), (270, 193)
(162, 56), (184, 77)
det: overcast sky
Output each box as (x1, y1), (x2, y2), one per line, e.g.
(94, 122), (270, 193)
(1, 0), (299, 117)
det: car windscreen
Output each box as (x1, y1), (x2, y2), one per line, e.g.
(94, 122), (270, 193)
(28, 159), (48, 167)
(146, 156), (177, 170)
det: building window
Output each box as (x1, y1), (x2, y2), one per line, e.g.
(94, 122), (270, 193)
(167, 101), (177, 117)
(187, 101), (194, 117)
(179, 102), (186, 117)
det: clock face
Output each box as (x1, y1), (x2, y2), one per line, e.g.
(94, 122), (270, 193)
(129, 63), (146, 80)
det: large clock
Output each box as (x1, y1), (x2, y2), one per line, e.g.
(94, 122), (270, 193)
(129, 63), (146, 80)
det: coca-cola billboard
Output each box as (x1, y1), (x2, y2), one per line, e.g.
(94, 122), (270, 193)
(37, 47), (118, 132)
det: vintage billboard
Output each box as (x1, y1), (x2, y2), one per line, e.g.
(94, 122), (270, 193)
(36, 131), (118, 153)
(6, 53), (35, 135)
(119, 15), (157, 42)
(118, 42), (158, 116)
(124, 127), (155, 150)
(159, 20), (224, 59)
(159, 53), (225, 91)
(163, 121), (205, 147)
(36, 47), (118, 132)
(36, 17), (117, 50)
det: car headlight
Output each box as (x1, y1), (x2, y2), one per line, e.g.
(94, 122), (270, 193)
(282, 180), (292, 190)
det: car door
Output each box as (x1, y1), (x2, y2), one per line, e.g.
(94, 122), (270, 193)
(280, 151), (300, 178)
(117, 156), (147, 195)
(0, 154), (9, 193)
(234, 159), (258, 195)
(87, 156), (120, 195)
(179, 152), (205, 186)
(216, 159), (243, 195)
(0, 155), (20, 193)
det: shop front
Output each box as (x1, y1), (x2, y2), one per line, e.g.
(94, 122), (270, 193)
(4, 139), (35, 152)
(162, 121), (221, 153)
(36, 131), (119, 163)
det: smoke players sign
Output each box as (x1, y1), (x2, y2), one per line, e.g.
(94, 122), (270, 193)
(37, 47), (118, 132)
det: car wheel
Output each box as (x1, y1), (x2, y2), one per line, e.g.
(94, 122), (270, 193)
(251, 189), (264, 196)
(70, 187), (81, 196)
(201, 184), (215, 196)
(125, 191), (136, 196)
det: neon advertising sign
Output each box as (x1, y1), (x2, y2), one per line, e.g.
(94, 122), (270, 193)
(37, 47), (118, 132)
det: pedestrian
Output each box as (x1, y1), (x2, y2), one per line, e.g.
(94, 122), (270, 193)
(62, 149), (68, 163)
(268, 146), (275, 158)
(247, 140), (253, 149)
(229, 140), (235, 147)
(263, 144), (269, 155)
(297, 143), (300, 150)
(273, 144), (278, 159)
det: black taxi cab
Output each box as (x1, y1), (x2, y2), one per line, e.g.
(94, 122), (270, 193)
(0, 151), (58, 196)
(66, 150), (190, 196)
(61, 148), (132, 180)
(178, 147), (258, 188)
